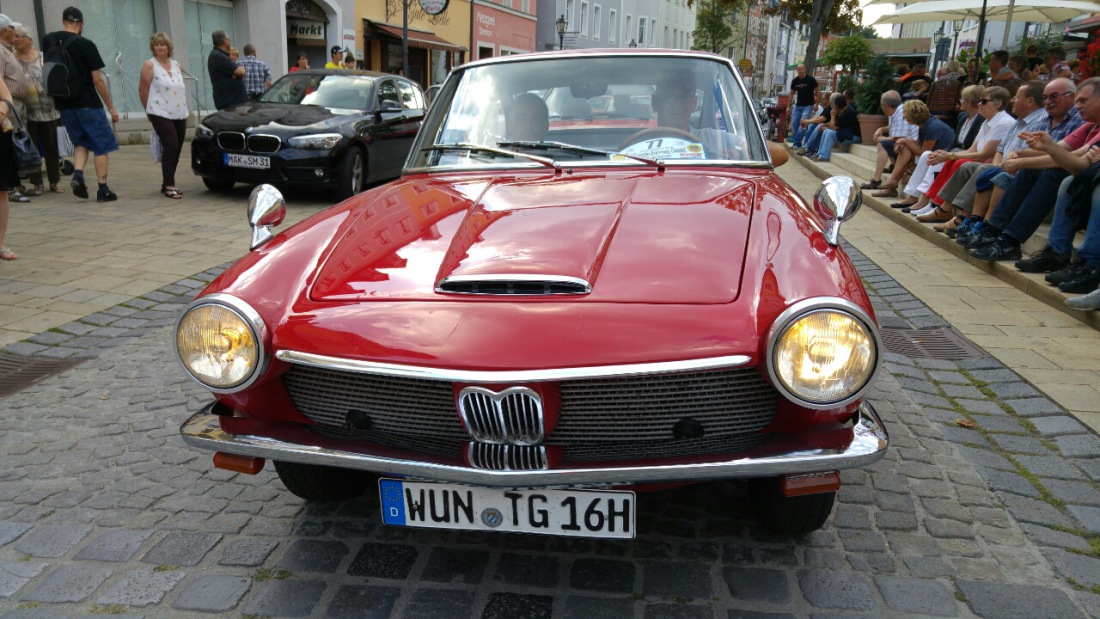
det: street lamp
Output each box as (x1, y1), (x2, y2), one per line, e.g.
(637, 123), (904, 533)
(628, 39), (637, 48)
(556, 14), (567, 50)
(951, 19), (963, 61)
(931, 28), (944, 77)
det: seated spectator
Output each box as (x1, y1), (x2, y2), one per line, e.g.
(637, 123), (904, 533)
(1043, 47), (1073, 81)
(1009, 54), (1033, 81)
(793, 99), (833, 156)
(988, 50), (1021, 93)
(1025, 45), (1044, 73)
(876, 101), (954, 208)
(860, 90), (919, 191)
(953, 85), (987, 151)
(901, 64), (930, 101)
(964, 77), (1100, 262)
(964, 58), (986, 86)
(804, 92), (861, 162)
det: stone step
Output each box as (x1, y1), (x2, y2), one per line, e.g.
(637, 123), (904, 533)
(787, 145), (1100, 331)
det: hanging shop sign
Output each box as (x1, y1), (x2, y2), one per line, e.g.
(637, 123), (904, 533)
(419, 0), (449, 16)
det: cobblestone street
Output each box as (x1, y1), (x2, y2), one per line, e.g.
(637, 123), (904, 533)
(1, 151), (1099, 617)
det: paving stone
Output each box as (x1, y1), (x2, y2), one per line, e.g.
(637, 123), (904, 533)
(1054, 434), (1100, 458)
(20, 564), (112, 603)
(968, 368), (1021, 383)
(0, 561), (48, 598)
(482, 592), (554, 619)
(915, 358), (959, 371)
(958, 580), (1084, 618)
(1014, 456), (1085, 480)
(54, 322), (97, 336)
(1065, 504), (1100, 533)
(956, 446), (1015, 471)
(1018, 523), (1095, 552)
(997, 494), (1076, 528)
(278, 539), (348, 573)
(2, 342), (48, 356)
(642, 560), (712, 598)
(1042, 549), (1100, 588)
(172, 575), (251, 612)
(1080, 458), (1100, 482)
(0, 611), (75, 618)
(0, 523), (31, 547)
(723, 567), (792, 604)
(346, 543), (417, 579)
(402, 588), (477, 619)
(928, 370), (969, 385)
(14, 524), (92, 558)
(217, 537), (278, 566)
(902, 556), (952, 578)
(968, 415), (1023, 434)
(323, 584), (401, 619)
(797, 570), (876, 611)
(1044, 479), (1100, 507)
(563, 596), (636, 619)
(96, 567), (186, 607)
(242, 579), (326, 617)
(1031, 416), (1090, 437)
(990, 434), (1051, 455)
(924, 518), (972, 539)
(953, 398), (1008, 415)
(940, 383), (984, 399)
(74, 529), (153, 562)
(908, 390), (954, 410)
(978, 468), (1042, 497)
(569, 557), (632, 592)
(939, 425), (987, 446)
(874, 575), (956, 616)
(141, 531), (221, 566)
(420, 547), (489, 584)
(1005, 398), (1065, 417)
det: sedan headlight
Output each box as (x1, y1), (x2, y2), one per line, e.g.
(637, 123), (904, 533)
(288, 133), (343, 149)
(767, 300), (879, 408)
(195, 123), (214, 139)
(175, 295), (267, 392)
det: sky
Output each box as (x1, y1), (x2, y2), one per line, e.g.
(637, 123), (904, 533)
(861, 1), (897, 38)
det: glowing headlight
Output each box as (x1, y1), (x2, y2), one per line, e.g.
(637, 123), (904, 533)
(176, 301), (262, 391)
(771, 308), (877, 406)
(288, 133), (343, 149)
(195, 123), (214, 139)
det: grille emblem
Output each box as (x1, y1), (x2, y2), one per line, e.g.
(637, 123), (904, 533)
(457, 386), (544, 445)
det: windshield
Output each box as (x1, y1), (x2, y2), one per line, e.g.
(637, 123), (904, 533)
(408, 54), (767, 169)
(260, 73), (376, 111)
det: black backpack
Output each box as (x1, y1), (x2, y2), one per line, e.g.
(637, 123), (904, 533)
(42, 36), (81, 100)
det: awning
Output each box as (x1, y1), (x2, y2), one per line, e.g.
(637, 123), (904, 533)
(370, 23), (466, 53)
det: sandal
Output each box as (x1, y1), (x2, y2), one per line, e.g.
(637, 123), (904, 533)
(860, 179), (882, 189)
(0, 246), (18, 261)
(26, 185), (43, 196)
(163, 186), (183, 200)
(49, 183), (65, 193)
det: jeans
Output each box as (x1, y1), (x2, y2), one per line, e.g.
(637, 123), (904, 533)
(816, 130), (860, 160)
(802, 125), (823, 152)
(997, 168), (1070, 243)
(1048, 175), (1100, 265)
(789, 104), (815, 147)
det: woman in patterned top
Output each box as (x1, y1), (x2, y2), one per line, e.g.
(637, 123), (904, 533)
(139, 33), (189, 200)
(12, 26), (62, 194)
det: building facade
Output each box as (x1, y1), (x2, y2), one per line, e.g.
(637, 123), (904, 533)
(536, 0), (695, 51)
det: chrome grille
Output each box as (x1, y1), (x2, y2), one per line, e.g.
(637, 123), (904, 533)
(283, 365), (777, 460)
(458, 387), (543, 445)
(247, 134), (281, 153)
(217, 132), (245, 151)
(466, 443), (548, 470)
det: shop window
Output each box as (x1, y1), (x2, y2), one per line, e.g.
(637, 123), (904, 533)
(81, 0), (156, 117)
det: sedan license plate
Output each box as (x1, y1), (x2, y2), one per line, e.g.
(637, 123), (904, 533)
(224, 153), (270, 169)
(379, 479), (635, 539)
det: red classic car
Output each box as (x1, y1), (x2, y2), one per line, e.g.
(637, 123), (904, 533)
(176, 50), (888, 539)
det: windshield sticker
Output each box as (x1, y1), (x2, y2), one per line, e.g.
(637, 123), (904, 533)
(613, 137), (706, 161)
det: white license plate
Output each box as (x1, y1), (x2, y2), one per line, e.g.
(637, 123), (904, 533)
(224, 153), (270, 169)
(379, 479), (635, 539)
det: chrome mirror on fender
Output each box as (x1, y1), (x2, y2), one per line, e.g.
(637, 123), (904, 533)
(814, 176), (862, 247)
(248, 184), (286, 250)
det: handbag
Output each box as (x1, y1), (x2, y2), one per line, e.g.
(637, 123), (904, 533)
(6, 103), (42, 177)
(150, 132), (162, 163)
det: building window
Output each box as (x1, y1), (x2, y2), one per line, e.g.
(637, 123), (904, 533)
(638, 17), (646, 46)
(580, 1), (588, 36)
(651, 20), (657, 47)
(566, 0), (574, 30)
(609, 9), (617, 42)
(625, 15), (632, 45)
(663, 26), (669, 47)
(593, 5), (601, 40)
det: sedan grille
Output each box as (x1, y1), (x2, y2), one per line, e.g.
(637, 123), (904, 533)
(217, 132), (245, 151)
(247, 134), (281, 153)
(283, 365), (777, 462)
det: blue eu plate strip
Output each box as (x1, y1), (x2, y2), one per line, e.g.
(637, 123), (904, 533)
(379, 479), (406, 526)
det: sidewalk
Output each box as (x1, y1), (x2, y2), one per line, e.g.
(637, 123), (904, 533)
(0, 146), (330, 348)
(777, 158), (1100, 434)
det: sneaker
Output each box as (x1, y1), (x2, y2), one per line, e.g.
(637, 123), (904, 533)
(958, 226), (996, 249)
(1015, 245), (1069, 274)
(970, 237), (1022, 262)
(946, 218), (973, 239)
(71, 176), (88, 199)
(1046, 260), (1090, 286)
(911, 205), (936, 216)
(1065, 287), (1100, 311)
(1058, 265), (1100, 294)
(96, 189), (118, 203)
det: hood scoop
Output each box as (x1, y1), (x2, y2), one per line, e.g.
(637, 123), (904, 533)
(437, 275), (591, 296)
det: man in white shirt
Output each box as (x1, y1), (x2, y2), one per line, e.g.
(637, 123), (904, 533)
(862, 90), (919, 192)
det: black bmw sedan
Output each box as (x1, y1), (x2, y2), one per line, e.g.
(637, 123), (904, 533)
(191, 70), (425, 200)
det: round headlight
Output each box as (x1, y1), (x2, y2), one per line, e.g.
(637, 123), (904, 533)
(176, 301), (261, 390)
(771, 308), (877, 406)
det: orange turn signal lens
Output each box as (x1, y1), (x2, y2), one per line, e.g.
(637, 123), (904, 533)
(213, 452), (265, 475)
(781, 471), (841, 497)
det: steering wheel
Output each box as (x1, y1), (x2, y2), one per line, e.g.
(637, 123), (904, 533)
(619, 127), (700, 150)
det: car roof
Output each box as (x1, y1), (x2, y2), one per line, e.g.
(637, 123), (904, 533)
(284, 69), (398, 80)
(460, 48), (730, 71)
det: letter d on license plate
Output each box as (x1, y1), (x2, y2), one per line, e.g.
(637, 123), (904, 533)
(379, 479), (635, 539)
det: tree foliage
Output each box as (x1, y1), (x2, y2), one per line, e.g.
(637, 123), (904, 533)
(855, 26), (879, 40)
(692, 0), (738, 54)
(821, 35), (874, 74)
(855, 54), (894, 116)
(764, 0), (863, 76)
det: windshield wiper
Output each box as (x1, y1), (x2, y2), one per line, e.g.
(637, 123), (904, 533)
(498, 140), (663, 168)
(421, 143), (558, 169)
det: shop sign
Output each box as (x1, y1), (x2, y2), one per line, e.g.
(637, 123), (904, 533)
(419, 0), (449, 15)
(289, 19), (324, 40)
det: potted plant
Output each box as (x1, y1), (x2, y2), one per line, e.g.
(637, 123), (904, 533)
(855, 54), (893, 145)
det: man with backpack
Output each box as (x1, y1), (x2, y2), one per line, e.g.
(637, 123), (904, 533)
(42, 6), (119, 202)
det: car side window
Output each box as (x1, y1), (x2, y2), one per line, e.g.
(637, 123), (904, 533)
(397, 80), (424, 112)
(377, 79), (400, 111)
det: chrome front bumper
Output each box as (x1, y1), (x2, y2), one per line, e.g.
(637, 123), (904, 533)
(180, 401), (888, 486)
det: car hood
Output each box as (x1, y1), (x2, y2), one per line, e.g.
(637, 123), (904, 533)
(201, 102), (351, 133)
(309, 170), (757, 304)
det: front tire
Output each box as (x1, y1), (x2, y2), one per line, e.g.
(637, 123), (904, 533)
(202, 177), (235, 192)
(334, 147), (364, 201)
(749, 477), (836, 536)
(273, 461), (376, 502)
